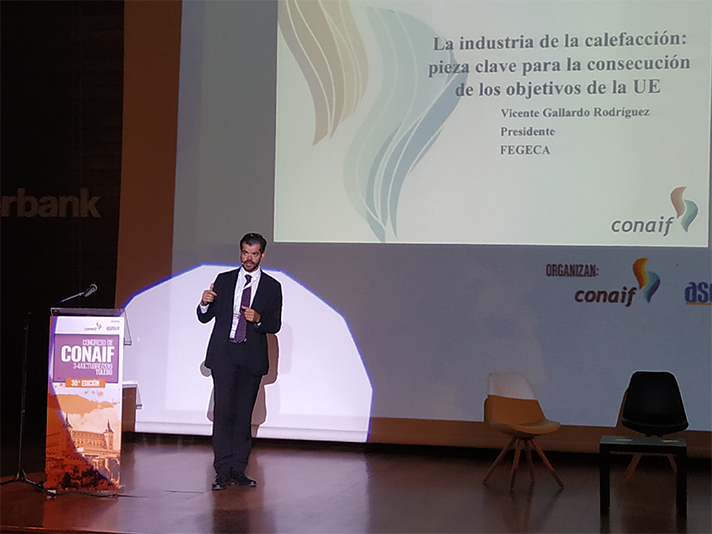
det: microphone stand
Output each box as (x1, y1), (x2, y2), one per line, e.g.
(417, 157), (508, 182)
(57, 291), (86, 304)
(0, 312), (54, 496)
(2, 286), (95, 496)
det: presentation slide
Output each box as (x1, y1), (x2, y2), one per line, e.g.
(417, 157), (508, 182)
(275, 0), (710, 246)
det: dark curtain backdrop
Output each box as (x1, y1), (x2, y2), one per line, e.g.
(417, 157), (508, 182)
(1, 1), (124, 475)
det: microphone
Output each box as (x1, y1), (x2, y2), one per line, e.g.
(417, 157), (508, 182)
(57, 284), (98, 304)
(83, 284), (98, 298)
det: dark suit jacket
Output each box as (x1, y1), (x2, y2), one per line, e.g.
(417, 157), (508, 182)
(197, 268), (282, 376)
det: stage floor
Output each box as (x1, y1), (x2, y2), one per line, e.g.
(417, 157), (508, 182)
(1, 434), (710, 533)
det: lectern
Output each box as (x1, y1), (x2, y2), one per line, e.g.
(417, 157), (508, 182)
(45, 308), (128, 493)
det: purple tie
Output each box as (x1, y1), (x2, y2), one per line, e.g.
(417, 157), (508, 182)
(234, 274), (252, 343)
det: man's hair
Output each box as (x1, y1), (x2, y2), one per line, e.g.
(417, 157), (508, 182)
(240, 232), (267, 253)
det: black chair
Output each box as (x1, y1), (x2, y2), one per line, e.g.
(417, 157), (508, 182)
(620, 371), (688, 479)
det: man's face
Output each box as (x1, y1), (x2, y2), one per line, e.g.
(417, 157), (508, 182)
(240, 243), (265, 273)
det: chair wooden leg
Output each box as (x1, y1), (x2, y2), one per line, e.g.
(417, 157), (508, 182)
(524, 439), (535, 481)
(531, 439), (564, 488)
(483, 436), (516, 484)
(509, 438), (523, 491)
(625, 453), (642, 480)
(667, 454), (678, 474)
(624, 452), (677, 481)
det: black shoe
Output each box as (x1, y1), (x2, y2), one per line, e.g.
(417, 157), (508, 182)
(232, 471), (257, 487)
(212, 475), (232, 491)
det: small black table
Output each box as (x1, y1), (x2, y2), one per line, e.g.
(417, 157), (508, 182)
(599, 435), (686, 517)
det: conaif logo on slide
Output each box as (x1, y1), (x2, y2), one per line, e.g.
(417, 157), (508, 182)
(670, 186), (698, 232)
(610, 187), (698, 237)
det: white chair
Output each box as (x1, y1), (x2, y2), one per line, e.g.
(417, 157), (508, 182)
(482, 372), (563, 490)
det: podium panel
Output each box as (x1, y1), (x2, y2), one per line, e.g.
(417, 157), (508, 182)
(45, 310), (125, 493)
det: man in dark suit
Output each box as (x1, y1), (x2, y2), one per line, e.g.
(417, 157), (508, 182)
(197, 233), (282, 490)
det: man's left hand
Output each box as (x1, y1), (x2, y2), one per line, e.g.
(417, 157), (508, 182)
(241, 306), (261, 323)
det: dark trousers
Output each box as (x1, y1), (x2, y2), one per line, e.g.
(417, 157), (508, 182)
(211, 361), (262, 478)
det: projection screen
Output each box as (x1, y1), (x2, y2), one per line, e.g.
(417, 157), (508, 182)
(122, 0), (712, 442)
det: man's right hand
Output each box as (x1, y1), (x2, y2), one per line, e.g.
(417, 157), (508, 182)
(201, 283), (217, 306)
